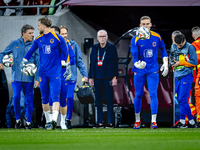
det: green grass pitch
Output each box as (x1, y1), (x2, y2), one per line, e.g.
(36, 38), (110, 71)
(0, 128), (200, 150)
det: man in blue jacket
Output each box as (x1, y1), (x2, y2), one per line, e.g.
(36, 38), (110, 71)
(0, 24), (40, 129)
(89, 29), (118, 128)
(171, 33), (198, 128)
(60, 25), (88, 129)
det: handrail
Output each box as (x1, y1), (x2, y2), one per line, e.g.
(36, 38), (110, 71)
(0, 0), (68, 15)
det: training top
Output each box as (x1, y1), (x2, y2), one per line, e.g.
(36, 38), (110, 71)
(131, 30), (167, 73)
(24, 31), (69, 75)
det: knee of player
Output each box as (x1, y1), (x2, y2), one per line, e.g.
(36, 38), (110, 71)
(42, 98), (49, 104)
(60, 101), (67, 107)
(134, 94), (143, 100)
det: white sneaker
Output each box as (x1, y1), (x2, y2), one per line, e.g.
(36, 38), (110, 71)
(60, 123), (68, 129)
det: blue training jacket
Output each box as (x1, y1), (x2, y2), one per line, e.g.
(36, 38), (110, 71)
(68, 40), (88, 81)
(0, 37), (39, 82)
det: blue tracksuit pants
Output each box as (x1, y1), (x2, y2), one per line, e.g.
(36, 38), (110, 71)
(12, 81), (34, 122)
(66, 80), (76, 120)
(134, 71), (159, 114)
(175, 73), (193, 120)
(40, 72), (61, 105)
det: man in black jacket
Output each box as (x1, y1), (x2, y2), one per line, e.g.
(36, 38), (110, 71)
(89, 29), (118, 128)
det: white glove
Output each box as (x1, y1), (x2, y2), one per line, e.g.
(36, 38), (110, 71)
(134, 60), (146, 69)
(61, 60), (66, 67)
(63, 62), (71, 81)
(160, 57), (169, 77)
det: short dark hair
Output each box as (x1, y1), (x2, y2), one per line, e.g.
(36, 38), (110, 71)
(21, 24), (34, 36)
(38, 17), (52, 27)
(174, 34), (185, 44)
(51, 26), (60, 34)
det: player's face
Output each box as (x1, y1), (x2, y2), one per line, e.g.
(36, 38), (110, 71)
(175, 40), (186, 49)
(38, 21), (44, 34)
(140, 19), (152, 30)
(23, 29), (34, 42)
(97, 31), (108, 45)
(60, 28), (68, 41)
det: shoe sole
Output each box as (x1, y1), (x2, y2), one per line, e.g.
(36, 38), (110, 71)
(93, 127), (104, 129)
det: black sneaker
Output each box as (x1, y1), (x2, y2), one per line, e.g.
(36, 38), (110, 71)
(66, 120), (72, 129)
(188, 123), (197, 128)
(105, 124), (114, 129)
(93, 124), (104, 129)
(171, 122), (187, 128)
(25, 123), (31, 129)
(196, 122), (200, 128)
(51, 120), (57, 130)
(15, 120), (21, 129)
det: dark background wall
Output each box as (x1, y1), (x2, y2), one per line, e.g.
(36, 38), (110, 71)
(70, 6), (199, 49)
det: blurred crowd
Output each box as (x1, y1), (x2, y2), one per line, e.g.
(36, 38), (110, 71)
(0, 0), (62, 16)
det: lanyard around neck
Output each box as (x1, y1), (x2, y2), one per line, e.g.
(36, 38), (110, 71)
(97, 47), (107, 62)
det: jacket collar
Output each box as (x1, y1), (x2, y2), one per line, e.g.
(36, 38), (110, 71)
(19, 37), (33, 45)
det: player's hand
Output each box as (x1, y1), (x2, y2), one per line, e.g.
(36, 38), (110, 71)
(172, 60), (180, 67)
(134, 60), (146, 69)
(63, 62), (71, 81)
(34, 81), (39, 88)
(82, 77), (88, 82)
(160, 57), (169, 77)
(20, 58), (28, 75)
(112, 78), (117, 86)
(89, 78), (94, 86)
(0, 63), (4, 70)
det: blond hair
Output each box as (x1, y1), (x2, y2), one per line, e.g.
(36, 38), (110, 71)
(140, 16), (151, 22)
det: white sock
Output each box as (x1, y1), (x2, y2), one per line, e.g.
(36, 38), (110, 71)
(44, 111), (51, 123)
(16, 119), (20, 123)
(135, 113), (140, 122)
(180, 119), (185, 124)
(151, 114), (157, 123)
(60, 115), (66, 124)
(52, 111), (59, 122)
(49, 113), (53, 122)
(189, 119), (195, 125)
(26, 122), (31, 125)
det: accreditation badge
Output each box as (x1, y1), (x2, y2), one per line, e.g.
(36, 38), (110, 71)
(97, 60), (103, 66)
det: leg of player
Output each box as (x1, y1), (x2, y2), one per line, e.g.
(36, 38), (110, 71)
(49, 95), (53, 122)
(50, 73), (61, 129)
(23, 82), (34, 129)
(133, 72), (146, 129)
(66, 80), (76, 129)
(173, 73), (196, 128)
(60, 80), (68, 129)
(39, 74), (52, 130)
(12, 81), (23, 129)
(147, 72), (159, 129)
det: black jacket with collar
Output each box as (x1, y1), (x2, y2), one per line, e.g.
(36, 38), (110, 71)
(89, 42), (118, 79)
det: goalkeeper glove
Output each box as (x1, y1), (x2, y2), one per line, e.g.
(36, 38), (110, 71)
(134, 60), (146, 69)
(160, 57), (169, 77)
(63, 62), (71, 81)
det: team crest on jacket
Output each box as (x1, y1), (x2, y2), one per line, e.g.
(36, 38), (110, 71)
(152, 42), (156, 47)
(50, 39), (54, 43)
(43, 45), (51, 54)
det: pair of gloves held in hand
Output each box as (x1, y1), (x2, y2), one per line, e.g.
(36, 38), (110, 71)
(21, 58), (71, 81)
(134, 57), (169, 77)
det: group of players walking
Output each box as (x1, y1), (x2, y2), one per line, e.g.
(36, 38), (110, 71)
(0, 15), (200, 129)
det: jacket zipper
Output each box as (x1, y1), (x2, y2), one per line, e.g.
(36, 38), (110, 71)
(21, 42), (26, 82)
